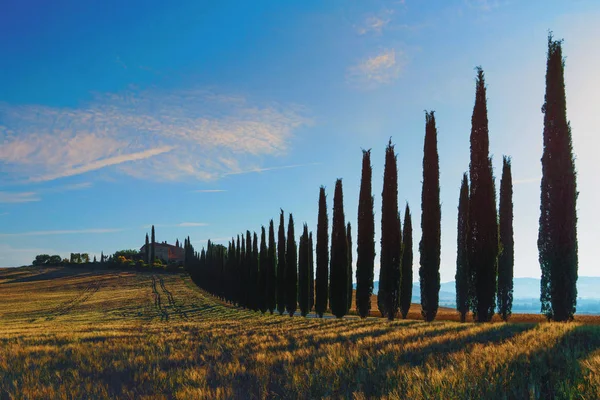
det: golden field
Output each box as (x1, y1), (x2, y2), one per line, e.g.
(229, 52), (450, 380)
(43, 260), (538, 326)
(0, 266), (599, 399)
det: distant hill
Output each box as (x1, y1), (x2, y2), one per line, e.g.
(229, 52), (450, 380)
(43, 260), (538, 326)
(355, 277), (600, 315)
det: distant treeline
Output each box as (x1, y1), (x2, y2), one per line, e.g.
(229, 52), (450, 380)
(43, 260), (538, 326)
(186, 34), (578, 323)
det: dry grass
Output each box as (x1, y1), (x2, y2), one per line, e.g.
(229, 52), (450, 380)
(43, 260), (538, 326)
(0, 266), (598, 399)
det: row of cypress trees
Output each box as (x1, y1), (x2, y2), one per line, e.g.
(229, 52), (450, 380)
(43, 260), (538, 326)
(187, 33), (577, 323)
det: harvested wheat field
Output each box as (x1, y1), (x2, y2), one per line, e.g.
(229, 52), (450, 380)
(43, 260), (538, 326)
(0, 266), (599, 399)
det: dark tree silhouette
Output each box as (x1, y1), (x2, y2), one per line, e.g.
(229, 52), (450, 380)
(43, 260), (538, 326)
(151, 225), (156, 265)
(468, 67), (499, 322)
(539, 34), (578, 322)
(330, 179), (349, 318)
(356, 149), (376, 318)
(258, 226), (268, 313)
(267, 220), (277, 314)
(236, 235), (241, 306)
(252, 231), (259, 311)
(378, 139), (402, 320)
(498, 156), (514, 321)
(286, 213), (298, 317)
(145, 233), (150, 264)
(241, 235), (247, 308)
(277, 210), (287, 315)
(400, 203), (413, 319)
(298, 224), (310, 317)
(346, 222), (353, 313)
(308, 232), (315, 313)
(315, 187), (329, 318)
(456, 173), (470, 322)
(419, 111), (441, 322)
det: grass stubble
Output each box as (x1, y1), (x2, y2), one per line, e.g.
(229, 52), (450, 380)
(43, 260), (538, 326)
(0, 266), (598, 399)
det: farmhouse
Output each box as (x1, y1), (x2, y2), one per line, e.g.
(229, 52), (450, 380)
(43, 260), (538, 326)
(139, 242), (184, 264)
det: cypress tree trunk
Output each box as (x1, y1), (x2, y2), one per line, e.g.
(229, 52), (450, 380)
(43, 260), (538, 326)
(456, 173), (470, 323)
(258, 226), (268, 313)
(308, 232), (315, 313)
(286, 213), (298, 317)
(145, 234), (150, 264)
(356, 149), (376, 318)
(151, 225), (156, 265)
(330, 179), (349, 318)
(267, 220), (277, 314)
(468, 67), (499, 322)
(315, 187), (329, 317)
(498, 157), (514, 321)
(539, 34), (578, 322)
(298, 224), (309, 317)
(346, 222), (353, 313)
(419, 111), (441, 322)
(378, 139), (401, 320)
(400, 203), (413, 319)
(277, 210), (286, 315)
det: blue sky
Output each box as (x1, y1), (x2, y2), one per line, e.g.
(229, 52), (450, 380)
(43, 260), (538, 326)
(1, 0), (598, 282)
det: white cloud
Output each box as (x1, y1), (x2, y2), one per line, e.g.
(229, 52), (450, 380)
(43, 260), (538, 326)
(347, 49), (406, 89)
(357, 10), (394, 35)
(177, 222), (209, 227)
(223, 162), (321, 176)
(465, 0), (508, 12)
(0, 191), (41, 203)
(0, 89), (310, 183)
(0, 228), (124, 237)
(193, 189), (227, 193)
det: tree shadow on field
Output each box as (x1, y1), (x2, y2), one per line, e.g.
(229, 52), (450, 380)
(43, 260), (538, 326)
(1, 268), (96, 284)
(490, 324), (600, 400)
(361, 323), (536, 398)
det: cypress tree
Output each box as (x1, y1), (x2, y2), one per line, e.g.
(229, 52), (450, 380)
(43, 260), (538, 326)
(241, 235), (247, 308)
(298, 224), (310, 317)
(308, 232), (315, 313)
(346, 222), (353, 313)
(258, 226), (268, 313)
(145, 233), (150, 264)
(330, 179), (349, 318)
(252, 231), (259, 311)
(286, 213), (298, 317)
(400, 203), (413, 319)
(419, 111), (442, 322)
(456, 173), (470, 322)
(498, 156), (514, 321)
(315, 187), (329, 317)
(539, 34), (578, 322)
(277, 210), (287, 315)
(235, 235), (241, 306)
(378, 139), (402, 320)
(267, 220), (277, 314)
(151, 225), (156, 265)
(468, 67), (499, 322)
(356, 149), (375, 318)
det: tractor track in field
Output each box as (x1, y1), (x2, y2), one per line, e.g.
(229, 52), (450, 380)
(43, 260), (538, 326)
(43, 281), (101, 320)
(159, 276), (188, 320)
(151, 275), (169, 322)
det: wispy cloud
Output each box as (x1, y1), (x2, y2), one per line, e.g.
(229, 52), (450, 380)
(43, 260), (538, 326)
(0, 228), (124, 237)
(0, 191), (41, 203)
(357, 10), (394, 35)
(223, 162), (321, 176)
(193, 189), (227, 193)
(0, 88), (310, 183)
(347, 49), (406, 89)
(141, 222), (209, 229)
(465, 0), (508, 12)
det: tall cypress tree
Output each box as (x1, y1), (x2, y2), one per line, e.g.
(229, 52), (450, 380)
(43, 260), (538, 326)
(236, 235), (241, 306)
(150, 225), (156, 265)
(145, 233), (150, 264)
(240, 235), (247, 308)
(277, 210), (287, 315)
(468, 67), (499, 322)
(356, 149), (375, 318)
(456, 173), (470, 322)
(286, 213), (298, 317)
(346, 222), (353, 313)
(400, 203), (413, 319)
(539, 34), (578, 322)
(267, 220), (277, 314)
(298, 224), (310, 317)
(315, 187), (329, 317)
(252, 231), (259, 311)
(258, 226), (268, 313)
(378, 139), (402, 320)
(419, 111), (442, 322)
(330, 179), (349, 318)
(308, 232), (315, 313)
(498, 157), (514, 321)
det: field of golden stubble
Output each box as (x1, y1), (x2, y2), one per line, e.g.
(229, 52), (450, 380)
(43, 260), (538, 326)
(0, 266), (598, 399)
